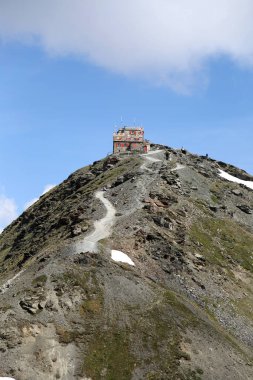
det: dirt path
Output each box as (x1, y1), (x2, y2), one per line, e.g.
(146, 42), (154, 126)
(0, 270), (24, 294)
(140, 150), (164, 171)
(76, 151), (163, 254)
(171, 163), (186, 171)
(76, 190), (116, 253)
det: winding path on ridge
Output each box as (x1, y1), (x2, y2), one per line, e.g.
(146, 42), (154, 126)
(75, 150), (164, 254)
(140, 149), (163, 171)
(76, 191), (116, 253)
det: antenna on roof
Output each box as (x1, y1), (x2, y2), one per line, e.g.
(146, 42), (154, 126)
(120, 116), (123, 126)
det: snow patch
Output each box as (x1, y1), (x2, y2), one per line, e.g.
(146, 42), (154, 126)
(111, 250), (135, 266)
(0, 377), (16, 379)
(218, 169), (253, 190)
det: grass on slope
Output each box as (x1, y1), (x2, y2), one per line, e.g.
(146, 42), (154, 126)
(83, 286), (204, 380)
(189, 217), (253, 273)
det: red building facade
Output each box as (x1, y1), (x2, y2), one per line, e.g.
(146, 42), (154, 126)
(113, 127), (150, 154)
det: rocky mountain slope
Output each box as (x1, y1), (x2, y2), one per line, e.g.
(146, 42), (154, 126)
(0, 145), (253, 380)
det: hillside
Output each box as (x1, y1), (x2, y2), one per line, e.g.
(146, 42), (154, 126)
(0, 145), (253, 380)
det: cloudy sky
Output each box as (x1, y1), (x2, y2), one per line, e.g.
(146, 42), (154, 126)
(1, 0), (253, 230)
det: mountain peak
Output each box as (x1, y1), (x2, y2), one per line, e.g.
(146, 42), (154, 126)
(0, 146), (253, 379)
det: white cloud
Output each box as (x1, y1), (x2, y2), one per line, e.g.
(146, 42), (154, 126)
(0, 184), (56, 233)
(24, 184), (55, 210)
(0, 0), (253, 91)
(0, 194), (18, 232)
(24, 197), (39, 210)
(42, 184), (55, 195)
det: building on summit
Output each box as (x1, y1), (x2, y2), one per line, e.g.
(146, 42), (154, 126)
(113, 127), (150, 154)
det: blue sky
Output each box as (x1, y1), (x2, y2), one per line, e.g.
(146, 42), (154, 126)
(1, 0), (253, 230)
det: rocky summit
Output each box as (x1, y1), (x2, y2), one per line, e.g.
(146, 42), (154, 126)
(0, 145), (253, 380)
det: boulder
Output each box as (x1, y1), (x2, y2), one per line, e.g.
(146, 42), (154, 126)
(209, 205), (218, 212)
(20, 299), (40, 314)
(232, 189), (242, 196)
(194, 253), (206, 262)
(71, 226), (83, 237)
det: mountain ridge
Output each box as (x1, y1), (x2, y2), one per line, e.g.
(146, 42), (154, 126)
(0, 145), (253, 380)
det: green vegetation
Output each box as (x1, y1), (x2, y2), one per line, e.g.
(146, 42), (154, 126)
(81, 156), (141, 196)
(233, 296), (253, 320)
(81, 283), (206, 380)
(189, 217), (253, 273)
(210, 180), (234, 199)
(57, 269), (104, 317)
(140, 305), (184, 378)
(190, 199), (211, 215)
(84, 329), (135, 380)
(32, 274), (47, 286)
(132, 288), (205, 379)
(55, 325), (81, 344)
(182, 369), (203, 380)
(80, 298), (102, 315)
(211, 194), (220, 204)
(58, 269), (91, 290)
(163, 290), (199, 329)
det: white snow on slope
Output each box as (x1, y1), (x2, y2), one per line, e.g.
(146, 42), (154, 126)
(219, 169), (253, 190)
(0, 377), (16, 379)
(111, 250), (135, 266)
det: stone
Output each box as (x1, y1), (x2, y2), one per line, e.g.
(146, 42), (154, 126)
(152, 216), (165, 227)
(198, 170), (211, 178)
(45, 299), (58, 312)
(232, 189), (242, 196)
(236, 205), (252, 214)
(144, 197), (153, 204)
(194, 254), (206, 262)
(19, 300), (39, 314)
(154, 199), (167, 208)
(71, 226), (82, 237)
(38, 300), (47, 309)
(103, 156), (119, 169)
(209, 205), (218, 212)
